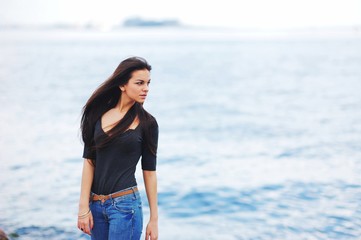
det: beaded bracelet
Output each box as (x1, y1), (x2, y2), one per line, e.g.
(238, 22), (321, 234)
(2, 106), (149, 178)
(78, 209), (91, 218)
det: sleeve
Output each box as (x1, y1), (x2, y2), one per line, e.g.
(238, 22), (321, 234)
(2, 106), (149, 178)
(82, 142), (96, 160)
(141, 120), (159, 171)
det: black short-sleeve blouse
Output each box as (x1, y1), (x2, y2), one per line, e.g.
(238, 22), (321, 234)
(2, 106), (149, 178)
(82, 118), (158, 195)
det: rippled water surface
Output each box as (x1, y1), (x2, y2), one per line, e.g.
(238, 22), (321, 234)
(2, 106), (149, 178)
(0, 29), (360, 239)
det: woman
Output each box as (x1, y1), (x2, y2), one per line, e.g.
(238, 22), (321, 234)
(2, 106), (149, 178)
(77, 57), (159, 240)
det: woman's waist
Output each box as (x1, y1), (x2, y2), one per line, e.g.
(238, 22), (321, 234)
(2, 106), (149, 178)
(92, 171), (138, 194)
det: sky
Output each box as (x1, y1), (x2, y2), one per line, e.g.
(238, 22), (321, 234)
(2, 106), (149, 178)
(0, 0), (361, 29)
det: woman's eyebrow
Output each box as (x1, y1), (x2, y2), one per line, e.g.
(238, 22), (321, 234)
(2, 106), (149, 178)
(135, 79), (151, 82)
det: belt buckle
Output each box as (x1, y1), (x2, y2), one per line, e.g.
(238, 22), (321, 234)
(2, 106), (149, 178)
(98, 194), (106, 203)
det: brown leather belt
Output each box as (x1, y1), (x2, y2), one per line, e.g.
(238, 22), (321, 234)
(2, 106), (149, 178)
(92, 187), (138, 203)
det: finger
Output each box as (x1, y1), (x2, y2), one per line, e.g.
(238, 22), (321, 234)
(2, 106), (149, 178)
(79, 222), (86, 233)
(90, 214), (94, 229)
(78, 222), (83, 231)
(84, 225), (91, 235)
(78, 221), (84, 231)
(77, 220), (83, 229)
(86, 221), (93, 235)
(152, 231), (158, 240)
(78, 218), (89, 234)
(151, 233), (158, 240)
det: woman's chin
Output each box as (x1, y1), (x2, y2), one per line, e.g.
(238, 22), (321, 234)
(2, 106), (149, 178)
(136, 99), (146, 104)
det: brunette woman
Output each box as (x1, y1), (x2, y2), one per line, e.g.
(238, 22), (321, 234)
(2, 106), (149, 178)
(77, 57), (158, 240)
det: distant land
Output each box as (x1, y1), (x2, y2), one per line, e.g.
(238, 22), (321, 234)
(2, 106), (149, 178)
(121, 17), (181, 28)
(0, 17), (183, 30)
(0, 18), (361, 40)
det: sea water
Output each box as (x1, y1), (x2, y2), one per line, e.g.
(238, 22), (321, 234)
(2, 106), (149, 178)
(0, 28), (360, 240)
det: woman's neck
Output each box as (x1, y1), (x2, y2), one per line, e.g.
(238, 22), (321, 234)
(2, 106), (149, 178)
(116, 94), (135, 114)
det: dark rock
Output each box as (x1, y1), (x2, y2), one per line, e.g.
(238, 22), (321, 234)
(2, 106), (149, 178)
(0, 229), (9, 240)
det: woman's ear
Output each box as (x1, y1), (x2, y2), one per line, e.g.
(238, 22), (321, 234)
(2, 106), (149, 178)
(119, 86), (125, 92)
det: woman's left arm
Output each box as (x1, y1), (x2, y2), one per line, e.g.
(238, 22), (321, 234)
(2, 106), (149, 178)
(143, 170), (158, 240)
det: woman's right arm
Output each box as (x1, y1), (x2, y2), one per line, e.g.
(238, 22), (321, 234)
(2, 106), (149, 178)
(77, 159), (94, 235)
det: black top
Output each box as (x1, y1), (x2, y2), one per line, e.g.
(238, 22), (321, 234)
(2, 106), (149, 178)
(82, 118), (158, 195)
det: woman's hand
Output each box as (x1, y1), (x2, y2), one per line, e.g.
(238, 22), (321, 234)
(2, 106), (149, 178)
(145, 219), (158, 240)
(77, 209), (93, 235)
(78, 159), (95, 235)
(143, 170), (158, 240)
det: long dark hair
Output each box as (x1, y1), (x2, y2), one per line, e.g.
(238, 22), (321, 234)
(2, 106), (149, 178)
(80, 57), (157, 163)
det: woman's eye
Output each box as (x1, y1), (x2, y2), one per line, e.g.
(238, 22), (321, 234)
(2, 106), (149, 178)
(136, 82), (142, 85)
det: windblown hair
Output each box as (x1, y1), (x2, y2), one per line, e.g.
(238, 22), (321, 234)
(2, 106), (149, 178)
(80, 57), (156, 164)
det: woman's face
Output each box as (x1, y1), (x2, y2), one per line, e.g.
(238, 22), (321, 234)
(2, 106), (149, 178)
(121, 69), (151, 103)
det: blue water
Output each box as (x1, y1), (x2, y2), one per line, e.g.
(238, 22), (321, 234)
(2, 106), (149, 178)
(0, 28), (360, 240)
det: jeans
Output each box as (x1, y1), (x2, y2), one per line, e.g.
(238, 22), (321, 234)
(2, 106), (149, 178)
(90, 186), (143, 240)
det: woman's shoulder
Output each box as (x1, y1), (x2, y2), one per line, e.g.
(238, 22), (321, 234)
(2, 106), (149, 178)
(146, 114), (158, 130)
(140, 109), (158, 131)
(142, 107), (157, 123)
(148, 113), (157, 123)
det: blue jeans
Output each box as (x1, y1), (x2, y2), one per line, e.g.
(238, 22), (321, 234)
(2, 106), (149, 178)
(90, 186), (143, 240)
